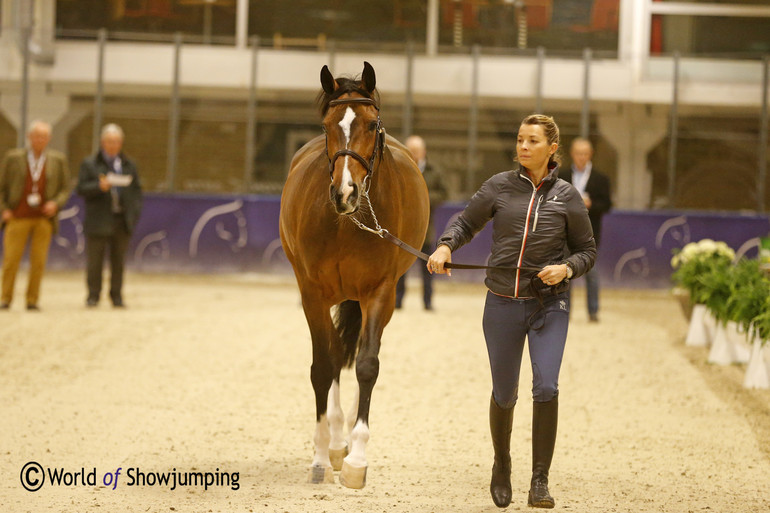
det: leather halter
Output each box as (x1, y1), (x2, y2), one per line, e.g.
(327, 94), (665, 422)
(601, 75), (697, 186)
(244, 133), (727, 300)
(324, 97), (385, 181)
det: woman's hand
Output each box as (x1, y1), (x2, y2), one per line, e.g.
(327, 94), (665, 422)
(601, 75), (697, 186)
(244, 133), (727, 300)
(537, 264), (569, 286)
(427, 245), (452, 276)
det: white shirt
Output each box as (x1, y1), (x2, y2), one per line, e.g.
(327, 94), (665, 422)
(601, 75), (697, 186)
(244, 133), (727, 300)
(571, 161), (593, 197)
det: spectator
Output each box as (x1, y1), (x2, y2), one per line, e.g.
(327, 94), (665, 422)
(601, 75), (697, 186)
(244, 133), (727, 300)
(0, 120), (71, 311)
(395, 135), (447, 311)
(77, 124), (143, 308)
(562, 138), (612, 322)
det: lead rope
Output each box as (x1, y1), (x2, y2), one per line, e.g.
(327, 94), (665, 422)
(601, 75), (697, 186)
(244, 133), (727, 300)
(346, 188), (553, 320)
(349, 174), (385, 237)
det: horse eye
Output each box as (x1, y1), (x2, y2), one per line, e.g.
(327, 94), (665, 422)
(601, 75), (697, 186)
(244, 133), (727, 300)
(368, 121), (377, 131)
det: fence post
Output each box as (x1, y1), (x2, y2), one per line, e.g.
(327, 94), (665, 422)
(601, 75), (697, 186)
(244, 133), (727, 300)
(666, 51), (680, 207)
(244, 36), (259, 192)
(402, 39), (415, 141)
(758, 56), (769, 212)
(535, 46), (544, 114)
(580, 47), (592, 139)
(92, 28), (107, 153)
(166, 32), (183, 191)
(18, 25), (31, 147)
(467, 44), (480, 194)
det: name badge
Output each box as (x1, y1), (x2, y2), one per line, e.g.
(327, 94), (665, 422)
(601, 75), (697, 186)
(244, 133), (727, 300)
(27, 192), (41, 208)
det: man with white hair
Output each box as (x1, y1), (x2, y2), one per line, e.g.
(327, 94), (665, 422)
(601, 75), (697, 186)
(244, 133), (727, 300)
(562, 137), (612, 322)
(76, 123), (143, 308)
(0, 121), (71, 311)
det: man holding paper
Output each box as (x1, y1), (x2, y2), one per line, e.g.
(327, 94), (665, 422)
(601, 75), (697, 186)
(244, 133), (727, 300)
(77, 124), (143, 308)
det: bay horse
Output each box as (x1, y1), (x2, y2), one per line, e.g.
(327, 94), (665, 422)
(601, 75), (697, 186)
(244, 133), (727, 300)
(279, 62), (429, 488)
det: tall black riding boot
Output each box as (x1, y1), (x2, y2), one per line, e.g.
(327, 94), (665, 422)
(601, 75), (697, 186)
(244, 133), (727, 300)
(528, 395), (558, 509)
(489, 394), (514, 508)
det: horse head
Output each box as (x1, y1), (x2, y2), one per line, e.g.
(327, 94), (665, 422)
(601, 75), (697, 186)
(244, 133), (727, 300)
(319, 62), (383, 215)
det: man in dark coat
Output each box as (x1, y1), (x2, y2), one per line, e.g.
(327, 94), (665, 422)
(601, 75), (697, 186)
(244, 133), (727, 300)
(77, 124), (142, 307)
(562, 137), (612, 322)
(395, 135), (448, 311)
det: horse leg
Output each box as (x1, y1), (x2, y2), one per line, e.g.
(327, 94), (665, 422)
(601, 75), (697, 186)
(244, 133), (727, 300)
(346, 384), (360, 440)
(339, 286), (395, 489)
(327, 374), (348, 471)
(305, 299), (337, 484)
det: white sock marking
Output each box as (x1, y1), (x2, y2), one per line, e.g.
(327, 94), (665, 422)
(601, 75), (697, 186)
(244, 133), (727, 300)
(311, 413), (332, 468)
(327, 380), (347, 450)
(344, 419), (370, 468)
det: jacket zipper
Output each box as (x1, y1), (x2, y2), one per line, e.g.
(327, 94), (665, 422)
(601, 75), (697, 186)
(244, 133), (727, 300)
(514, 177), (544, 297)
(532, 195), (544, 233)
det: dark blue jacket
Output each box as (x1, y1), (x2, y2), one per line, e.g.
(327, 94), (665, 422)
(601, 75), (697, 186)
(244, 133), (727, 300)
(438, 165), (596, 298)
(76, 152), (143, 237)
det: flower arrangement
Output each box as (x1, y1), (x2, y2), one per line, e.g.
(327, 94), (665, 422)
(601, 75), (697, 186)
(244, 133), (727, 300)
(671, 239), (735, 305)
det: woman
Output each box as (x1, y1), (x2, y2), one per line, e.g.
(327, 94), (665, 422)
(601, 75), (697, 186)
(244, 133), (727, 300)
(428, 114), (596, 509)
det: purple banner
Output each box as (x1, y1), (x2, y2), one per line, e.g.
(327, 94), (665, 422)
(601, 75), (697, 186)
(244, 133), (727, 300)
(3, 193), (768, 289)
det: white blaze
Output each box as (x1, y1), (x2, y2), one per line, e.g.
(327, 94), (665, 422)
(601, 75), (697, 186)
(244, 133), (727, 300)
(338, 107), (356, 144)
(337, 107), (356, 205)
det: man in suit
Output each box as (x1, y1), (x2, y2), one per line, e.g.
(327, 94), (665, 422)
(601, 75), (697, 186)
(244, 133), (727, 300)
(562, 138), (612, 322)
(396, 135), (448, 311)
(0, 121), (71, 311)
(77, 124), (143, 308)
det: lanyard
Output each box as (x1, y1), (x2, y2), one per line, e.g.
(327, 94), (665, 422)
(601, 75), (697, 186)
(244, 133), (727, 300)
(27, 152), (46, 183)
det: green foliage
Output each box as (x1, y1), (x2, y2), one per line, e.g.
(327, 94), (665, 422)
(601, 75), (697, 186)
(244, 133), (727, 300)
(699, 263), (733, 325)
(724, 259), (770, 334)
(752, 295), (770, 344)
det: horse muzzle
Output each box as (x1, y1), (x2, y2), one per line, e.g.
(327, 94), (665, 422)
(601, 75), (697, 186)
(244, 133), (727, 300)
(330, 183), (360, 215)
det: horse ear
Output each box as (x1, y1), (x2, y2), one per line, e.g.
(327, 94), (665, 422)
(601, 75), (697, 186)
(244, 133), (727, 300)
(362, 61), (376, 93)
(320, 65), (337, 95)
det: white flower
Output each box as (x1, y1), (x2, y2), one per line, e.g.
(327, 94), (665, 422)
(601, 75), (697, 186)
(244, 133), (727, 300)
(671, 238), (735, 268)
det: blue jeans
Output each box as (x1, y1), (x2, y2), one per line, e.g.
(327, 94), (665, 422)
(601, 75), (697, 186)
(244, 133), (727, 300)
(481, 291), (570, 408)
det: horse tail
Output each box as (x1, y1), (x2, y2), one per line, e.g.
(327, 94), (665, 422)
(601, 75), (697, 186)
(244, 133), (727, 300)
(334, 300), (362, 369)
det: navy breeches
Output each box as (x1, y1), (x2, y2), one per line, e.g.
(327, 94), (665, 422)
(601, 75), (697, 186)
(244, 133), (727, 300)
(482, 290), (570, 408)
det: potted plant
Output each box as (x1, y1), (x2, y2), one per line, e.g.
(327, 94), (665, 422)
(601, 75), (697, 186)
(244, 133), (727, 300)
(704, 259), (755, 365)
(744, 293), (770, 389)
(671, 239), (734, 347)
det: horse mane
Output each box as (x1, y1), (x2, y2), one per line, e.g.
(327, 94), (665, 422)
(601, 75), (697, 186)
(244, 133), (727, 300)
(316, 76), (381, 116)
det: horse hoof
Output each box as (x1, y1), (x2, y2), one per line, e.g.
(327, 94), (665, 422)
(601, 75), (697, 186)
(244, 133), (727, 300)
(307, 464), (334, 484)
(329, 446), (348, 471)
(339, 461), (367, 489)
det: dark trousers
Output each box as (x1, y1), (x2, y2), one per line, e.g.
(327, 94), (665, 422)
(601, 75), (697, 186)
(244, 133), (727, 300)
(567, 263), (600, 316)
(86, 216), (130, 303)
(482, 291), (570, 408)
(395, 240), (433, 308)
